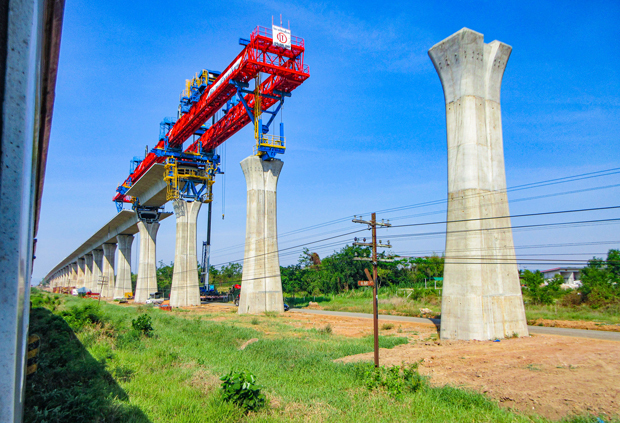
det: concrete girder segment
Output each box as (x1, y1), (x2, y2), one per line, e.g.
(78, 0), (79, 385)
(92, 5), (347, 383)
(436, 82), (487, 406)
(114, 234), (134, 299)
(170, 200), (202, 307)
(135, 221), (159, 303)
(428, 28), (528, 341)
(101, 243), (117, 298)
(238, 155), (284, 314)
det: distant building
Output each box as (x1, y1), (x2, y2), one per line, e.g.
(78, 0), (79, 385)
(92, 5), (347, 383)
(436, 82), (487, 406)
(541, 267), (582, 289)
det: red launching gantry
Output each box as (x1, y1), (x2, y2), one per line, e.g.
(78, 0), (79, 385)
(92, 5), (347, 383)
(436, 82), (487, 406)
(113, 25), (309, 211)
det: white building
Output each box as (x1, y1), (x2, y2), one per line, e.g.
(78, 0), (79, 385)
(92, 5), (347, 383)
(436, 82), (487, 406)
(541, 267), (582, 289)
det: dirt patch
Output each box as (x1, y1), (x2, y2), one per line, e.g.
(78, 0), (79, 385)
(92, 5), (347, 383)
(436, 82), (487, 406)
(188, 369), (221, 396)
(336, 335), (619, 420)
(528, 318), (620, 332)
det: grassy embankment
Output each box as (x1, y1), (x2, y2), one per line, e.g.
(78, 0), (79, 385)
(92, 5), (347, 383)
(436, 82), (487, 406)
(285, 287), (620, 326)
(24, 290), (607, 423)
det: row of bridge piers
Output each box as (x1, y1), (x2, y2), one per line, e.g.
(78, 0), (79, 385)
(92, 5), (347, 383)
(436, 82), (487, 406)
(46, 155), (284, 313)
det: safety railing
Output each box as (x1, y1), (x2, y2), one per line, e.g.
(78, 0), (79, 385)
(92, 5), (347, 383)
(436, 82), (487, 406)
(251, 26), (304, 48)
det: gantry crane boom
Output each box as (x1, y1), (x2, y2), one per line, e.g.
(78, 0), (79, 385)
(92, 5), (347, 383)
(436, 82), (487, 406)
(113, 25), (309, 203)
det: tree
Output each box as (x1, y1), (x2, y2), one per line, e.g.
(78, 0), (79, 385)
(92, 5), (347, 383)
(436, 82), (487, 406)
(521, 270), (563, 305)
(156, 261), (174, 298)
(579, 249), (620, 307)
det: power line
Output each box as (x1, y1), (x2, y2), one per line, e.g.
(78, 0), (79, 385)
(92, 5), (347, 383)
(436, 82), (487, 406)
(210, 207), (620, 269)
(209, 167), (620, 257)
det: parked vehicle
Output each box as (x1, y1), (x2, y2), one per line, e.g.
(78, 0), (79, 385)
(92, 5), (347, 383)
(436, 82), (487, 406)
(233, 294), (289, 311)
(145, 292), (163, 305)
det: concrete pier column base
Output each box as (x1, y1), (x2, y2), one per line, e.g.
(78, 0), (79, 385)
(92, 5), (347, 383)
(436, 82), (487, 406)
(101, 243), (117, 298)
(238, 156), (284, 314)
(170, 200), (202, 307)
(92, 250), (103, 294)
(135, 221), (159, 303)
(114, 235), (134, 299)
(429, 28), (528, 340)
(84, 254), (93, 292)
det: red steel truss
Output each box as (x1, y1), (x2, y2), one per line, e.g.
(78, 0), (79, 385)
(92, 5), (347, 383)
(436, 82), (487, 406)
(113, 26), (309, 203)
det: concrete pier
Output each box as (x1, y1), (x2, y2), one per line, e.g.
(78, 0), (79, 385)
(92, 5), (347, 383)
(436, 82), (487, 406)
(170, 200), (201, 307)
(77, 258), (85, 288)
(428, 28), (528, 340)
(101, 244), (117, 298)
(84, 254), (93, 291)
(114, 235), (134, 299)
(70, 262), (77, 287)
(238, 156), (284, 314)
(135, 221), (159, 303)
(91, 249), (104, 294)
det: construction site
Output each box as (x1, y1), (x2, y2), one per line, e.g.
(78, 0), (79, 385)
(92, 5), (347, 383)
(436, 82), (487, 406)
(1, 2), (619, 422)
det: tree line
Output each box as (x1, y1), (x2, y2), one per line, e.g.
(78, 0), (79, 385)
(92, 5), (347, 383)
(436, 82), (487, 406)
(141, 246), (619, 310)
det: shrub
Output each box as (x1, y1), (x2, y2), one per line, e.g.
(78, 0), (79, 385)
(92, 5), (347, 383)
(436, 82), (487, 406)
(31, 291), (61, 311)
(60, 304), (103, 331)
(521, 270), (564, 305)
(364, 363), (425, 399)
(317, 324), (332, 335)
(381, 323), (394, 331)
(559, 291), (582, 307)
(131, 314), (153, 336)
(220, 370), (266, 412)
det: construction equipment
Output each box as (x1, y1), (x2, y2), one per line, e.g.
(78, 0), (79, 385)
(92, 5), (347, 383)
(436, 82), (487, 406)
(113, 24), (310, 210)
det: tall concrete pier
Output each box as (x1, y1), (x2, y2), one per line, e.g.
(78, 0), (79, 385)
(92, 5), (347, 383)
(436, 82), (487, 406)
(77, 258), (85, 288)
(70, 262), (77, 286)
(84, 254), (93, 291)
(114, 235), (134, 299)
(102, 243), (117, 298)
(428, 28), (528, 340)
(135, 221), (159, 303)
(238, 156), (284, 314)
(92, 249), (104, 294)
(170, 200), (202, 307)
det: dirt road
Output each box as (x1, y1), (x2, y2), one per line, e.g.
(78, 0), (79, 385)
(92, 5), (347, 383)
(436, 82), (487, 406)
(291, 308), (620, 341)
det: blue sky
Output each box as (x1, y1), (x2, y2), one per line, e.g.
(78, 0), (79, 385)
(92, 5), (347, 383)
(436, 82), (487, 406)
(35, 0), (620, 282)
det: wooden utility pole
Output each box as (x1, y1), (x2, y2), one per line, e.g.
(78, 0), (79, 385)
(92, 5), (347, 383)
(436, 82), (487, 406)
(352, 213), (392, 367)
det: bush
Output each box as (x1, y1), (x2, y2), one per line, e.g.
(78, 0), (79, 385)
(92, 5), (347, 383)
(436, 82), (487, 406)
(381, 323), (394, 331)
(220, 370), (266, 412)
(364, 362), (425, 399)
(559, 291), (582, 307)
(31, 291), (61, 311)
(60, 304), (103, 331)
(521, 270), (564, 305)
(131, 314), (153, 336)
(317, 324), (332, 335)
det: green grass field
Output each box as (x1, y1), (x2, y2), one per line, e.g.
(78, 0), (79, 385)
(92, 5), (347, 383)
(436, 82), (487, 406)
(25, 291), (611, 423)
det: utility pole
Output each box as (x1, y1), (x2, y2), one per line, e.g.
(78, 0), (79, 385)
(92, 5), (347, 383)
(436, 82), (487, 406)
(204, 200), (213, 289)
(352, 212), (392, 367)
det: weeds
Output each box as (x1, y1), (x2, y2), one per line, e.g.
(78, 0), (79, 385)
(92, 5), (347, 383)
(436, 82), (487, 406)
(220, 370), (266, 412)
(381, 323), (394, 331)
(317, 324), (333, 335)
(131, 314), (153, 336)
(60, 303), (104, 331)
(251, 317), (260, 325)
(363, 362), (425, 399)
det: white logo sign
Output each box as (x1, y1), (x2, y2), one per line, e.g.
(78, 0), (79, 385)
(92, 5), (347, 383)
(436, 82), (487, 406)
(272, 25), (291, 50)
